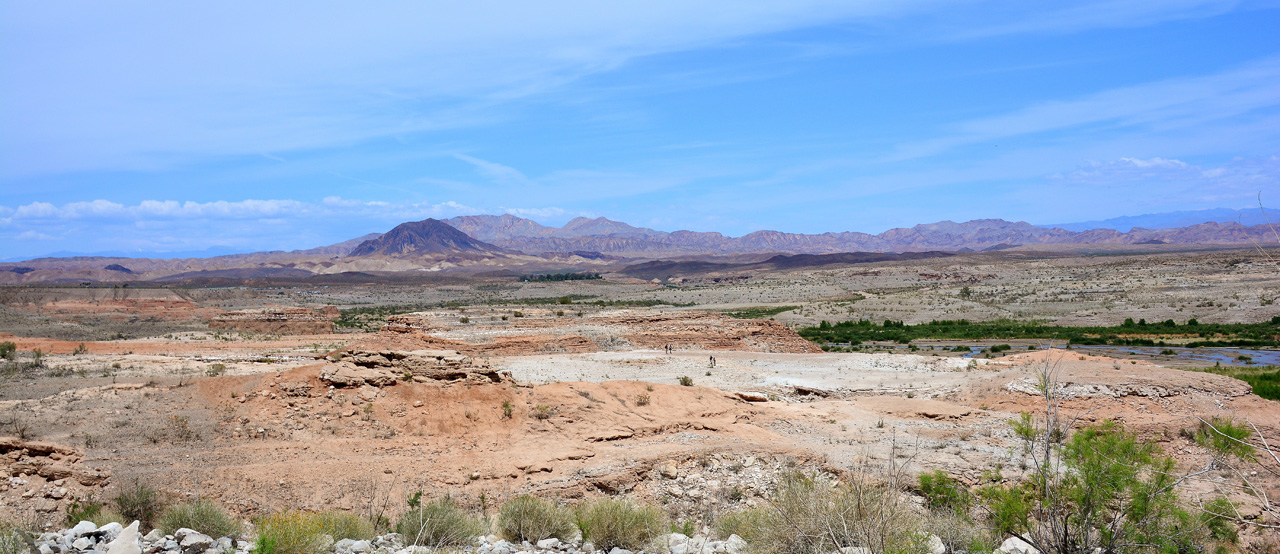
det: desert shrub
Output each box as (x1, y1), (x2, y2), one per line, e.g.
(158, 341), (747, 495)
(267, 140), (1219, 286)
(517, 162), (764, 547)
(0, 520), (31, 554)
(65, 499), (105, 526)
(206, 363), (226, 377)
(113, 479), (164, 531)
(677, 376), (694, 387)
(1193, 417), (1255, 460)
(314, 511), (376, 541)
(713, 507), (770, 542)
(160, 500), (241, 538)
(531, 405), (555, 420)
(917, 470), (969, 514)
(574, 498), (665, 552)
(978, 418), (1235, 554)
(396, 496), (486, 547)
(255, 511), (327, 554)
(734, 473), (925, 554)
(497, 495), (575, 543)
(93, 509), (128, 527)
(634, 394), (650, 407)
(0, 342), (16, 359)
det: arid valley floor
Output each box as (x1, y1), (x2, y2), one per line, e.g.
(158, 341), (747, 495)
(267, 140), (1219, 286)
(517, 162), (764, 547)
(2, 246), (1278, 548)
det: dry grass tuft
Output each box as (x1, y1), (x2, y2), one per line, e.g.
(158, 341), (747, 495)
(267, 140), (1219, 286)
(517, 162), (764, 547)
(497, 495), (576, 543)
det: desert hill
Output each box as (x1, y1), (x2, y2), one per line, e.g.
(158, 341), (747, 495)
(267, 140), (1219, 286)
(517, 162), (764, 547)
(348, 218), (507, 258)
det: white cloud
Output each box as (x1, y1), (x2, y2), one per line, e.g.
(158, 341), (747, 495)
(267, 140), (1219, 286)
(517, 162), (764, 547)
(1047, 155), (1280, 206)
(0, 197), (551, 257)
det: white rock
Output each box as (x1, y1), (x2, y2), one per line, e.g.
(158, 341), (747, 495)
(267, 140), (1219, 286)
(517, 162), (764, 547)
(536, 539), (560, 550)
(349, 540), (372, 553)
(998, 537), (1040, 554)
(926, 534), (946, 554)
(609, 548), (633, 554)
(71, 521), (98, 536)
(581, 542), (595, 553)
(176, 528), (214, 554)
(96, 522), (125, 540)
(334, 539), (357, 551)
(837, 547), (871, 554)
(724, 534), (747, 554)
(142, 529), (164, 543)
(73, 537), (94, 550)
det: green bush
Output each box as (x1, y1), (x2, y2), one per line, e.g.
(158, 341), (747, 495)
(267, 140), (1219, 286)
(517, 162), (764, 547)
(497, 495), (576, 543)
(65, 499), (106, 527)
(113, 479), (164, 531)
(314, 511), (376, 541)
(159, 500), (241, 538)
(977, 419), (1236, 554)
(396, 496), (487, 547)
(917, 470), (970, 514)
(254, 511), (327, 554)
(574, 498), (666, 552)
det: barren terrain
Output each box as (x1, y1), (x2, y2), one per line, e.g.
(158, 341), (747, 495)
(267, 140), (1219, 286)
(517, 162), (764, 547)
(1, 247), (1277, 538)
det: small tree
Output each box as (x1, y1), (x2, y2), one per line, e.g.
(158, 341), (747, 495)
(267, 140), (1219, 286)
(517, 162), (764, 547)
(972, 352), (1245, 554)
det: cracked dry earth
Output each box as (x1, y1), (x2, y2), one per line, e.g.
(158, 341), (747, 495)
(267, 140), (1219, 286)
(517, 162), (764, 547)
(2, 312), (1278, 531)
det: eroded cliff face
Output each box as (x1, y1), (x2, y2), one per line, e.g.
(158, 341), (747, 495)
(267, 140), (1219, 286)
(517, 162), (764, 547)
(346, 310), (822, 356)
(209, 306), (339, 334)
(320, 348), (511, 387)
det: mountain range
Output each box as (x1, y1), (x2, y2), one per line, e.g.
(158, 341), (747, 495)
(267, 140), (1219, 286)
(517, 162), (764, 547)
(2, 214), (1276, 284)
(438, 214), (1277, 256)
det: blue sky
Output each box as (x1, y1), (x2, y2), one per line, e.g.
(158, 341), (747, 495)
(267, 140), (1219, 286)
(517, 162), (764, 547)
(2, 1), (1279, 258)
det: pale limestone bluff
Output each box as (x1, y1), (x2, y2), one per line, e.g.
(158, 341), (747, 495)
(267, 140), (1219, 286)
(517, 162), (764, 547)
(320, 349), (511, 387)
(105, 521), (140, 554)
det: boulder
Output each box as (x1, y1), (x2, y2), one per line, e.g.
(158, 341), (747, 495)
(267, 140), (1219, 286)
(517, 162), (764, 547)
(724, 535), (747, 554)
(105, 522), (141, 554)
(925, 534), (945, 554)
(174, 529), (213, 554)
(997, 537), (1040, 554)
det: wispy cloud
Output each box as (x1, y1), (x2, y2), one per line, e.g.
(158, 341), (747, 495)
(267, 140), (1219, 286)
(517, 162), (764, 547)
(1049, 155), (1280, 202)
(2, 1), (1256, 179)
(892, 55), (1280, 160)
(453, 154), (535, 187)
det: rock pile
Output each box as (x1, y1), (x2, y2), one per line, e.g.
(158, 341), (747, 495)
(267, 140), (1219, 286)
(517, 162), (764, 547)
(32, 523), (755, 554)
(320, 349), (512, 387)
(29, 523), (965, 554)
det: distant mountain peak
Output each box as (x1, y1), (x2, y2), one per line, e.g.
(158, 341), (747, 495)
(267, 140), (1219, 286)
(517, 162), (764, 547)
(348, 219), (505, 257)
